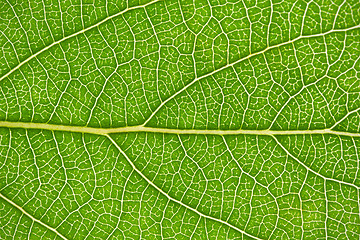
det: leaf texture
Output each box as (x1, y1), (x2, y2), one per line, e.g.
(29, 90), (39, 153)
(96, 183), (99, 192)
(0, 0), (359, 239)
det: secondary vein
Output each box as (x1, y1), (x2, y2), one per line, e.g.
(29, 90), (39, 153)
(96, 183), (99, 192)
(142, 24), (360, 126)
(0, 192), (69, 240)
(0, 0), (162, 83)
(107, 136), (265, 240)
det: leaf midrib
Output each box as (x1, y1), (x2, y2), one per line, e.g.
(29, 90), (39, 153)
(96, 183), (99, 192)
(0, 119), (359, 191)
(0, 120), (359, 137)
(2, 121), (358, 240)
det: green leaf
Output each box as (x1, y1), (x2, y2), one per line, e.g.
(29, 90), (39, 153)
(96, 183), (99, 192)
(0, 0), (359, 239)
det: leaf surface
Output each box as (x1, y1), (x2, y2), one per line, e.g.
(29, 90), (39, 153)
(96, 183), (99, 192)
(0, 0), (359, 239)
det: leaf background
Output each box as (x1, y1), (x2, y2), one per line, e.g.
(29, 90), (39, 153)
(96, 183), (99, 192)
(0, 0), (359, 239)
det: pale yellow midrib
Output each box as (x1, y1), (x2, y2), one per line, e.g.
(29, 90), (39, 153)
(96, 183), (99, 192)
(0, 120), (359, 137)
